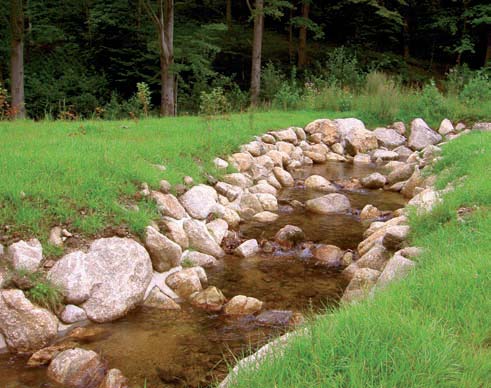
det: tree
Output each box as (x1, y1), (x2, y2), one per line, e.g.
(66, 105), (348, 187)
(142, 0), (175, 116)
(10, 0), (26, 118)
(226, 0), (232, 31)
(297, 0), (309, 69)
(248, 0), (264, 106)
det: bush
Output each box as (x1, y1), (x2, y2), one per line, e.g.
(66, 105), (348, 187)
(415, 80), (449, 122)
(316, 47), (365, 90)
(261, 62), (286, 104)
(199, 87), (231, 116)
(273, 82), (301, 110)
(459, 72), (491, 105)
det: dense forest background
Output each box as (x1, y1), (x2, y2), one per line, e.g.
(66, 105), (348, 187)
(1, 0), (490, 120)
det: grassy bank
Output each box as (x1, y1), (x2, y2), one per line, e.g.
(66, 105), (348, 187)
(227, 131), (491, 388)
(1, 110), (361, 243)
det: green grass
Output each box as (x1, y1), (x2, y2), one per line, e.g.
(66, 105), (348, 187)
(226, 131), (491, 388)
(0, 110), (359, 241)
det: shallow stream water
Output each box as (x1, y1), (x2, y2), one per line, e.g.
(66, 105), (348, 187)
(0, 161), (406, 388)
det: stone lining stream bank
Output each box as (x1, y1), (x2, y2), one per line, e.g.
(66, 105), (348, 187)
(0, 117), (486, 387)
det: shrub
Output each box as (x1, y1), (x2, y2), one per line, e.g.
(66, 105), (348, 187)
(136, 82), (152, 117)
(415, 80), (449, 122)
(273, 82), (301, 110)
(459, 72), (491, 105)
(199, 87), (231, 116)
(261, 62), (286, 104)
(316, 47), (365, 90)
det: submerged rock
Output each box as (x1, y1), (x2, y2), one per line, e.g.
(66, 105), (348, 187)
(223, 295), (263, 315)
(274, 225), (305, 248)
(0, 289), (59, 353)
(190, 286), (226, 312)
(312, 244), (344, 266)
(48, 348), (107, 388)
(143, 287), (180, 310)
(27, 341), (78, 367)
(306, 193), (351, 214)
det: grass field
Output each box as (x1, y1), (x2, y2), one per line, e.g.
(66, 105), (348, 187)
(0, 110), (360, 244)
(226, 131), (491, 388)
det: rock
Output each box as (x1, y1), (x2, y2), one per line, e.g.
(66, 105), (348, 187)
(222, 208), (240, 228)
(150, 192), (187, 219)
(261, 134), (276, 144)
(266, 150), (286, 167)
(249, 182), (277, 196)
(360, 204), (381, 221)
(60, 305), (88, 324)
(455, 122), (466, 131)
(27, 341), (78, 367)
(190, 286), (226, 312)
(408, 188), (440, 213)
(256, 310), (302, 327)
(216, 181), (242, 202)
(401, 168), (424, 198)
(387, 163), (414, 185)
(256, 193), (278, 212)
(303, 151), (326, 163)
(334, 118), (366, 137)
(304, 175), (337, 192)
(294, 127), (307, 141)
(271, 128), (298, 143)
(274, 225), (305, 248)
(224, 295), (263, 315)
(229, 152), (254, 172)
(47, 348), (107, 388)
(179, 185), (218, 220)
(166, 267), (206, 298)
(206, 219), (228, 245)
(0, 289), (58, 353)
(304, 119), (340, 145)
(159, 180), (171, 193)
(214, 157), (229, 170)
(143, 286), (180, 310)
(353, 154), (371, 164)
(241, 141), (266, 157)
(357, 216), (408, 256)
(331, 143), (344, 155)
(377, 253), (415, 288)
(372, 149), (399, 161)
(222, 173), (253, 189)
(68, 327), (109, 342)
(235, 239), (260, 258)
(238, 192), (264, 214)
(252, 211), (279, 223)
(408, 118), (442, 150)
(438, 119), (454, 135)
(183, 176), (194, 186)
(144, 226), (182, 272)
(390, 121), (406, 135)
(184, 219), (225, 257)
(49, 238), (152, 323)
(0, 244), (4, 258)
(7, 239), (43, 272)
(273, 167), (294, 187)
(472, 122), (491, 131)
(99, 369), (129, 388)
(373, 128), (406, 149)
(382, 225), (410, 250)
(345, 127), (378, 156)
(182, 251), (218, 268)
(49, 227), (64, 247)
(356, 245), (390, 271)
(326, 152), (347, 162)
(312, 245), (343, 266)
(161, 218), (189, 249)
(341, 268), (380, 303)
(360, 173), (386, 189)
(306, 193), (351, 214)
(393, 145), (413, 160)
(398, 246), (423, 259)
(276, 141), (295, 155)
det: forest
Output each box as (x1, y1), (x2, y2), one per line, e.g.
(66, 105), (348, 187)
(1, 0), (491, 120)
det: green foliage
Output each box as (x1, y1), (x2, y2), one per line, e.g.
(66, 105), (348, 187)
(199, 87), (230, 116)
(459, 71), (491, 105)
(136, 82), (152, 117)
(316, 47), (365, 89)
(415, 80), (449, 123)
(180, 257), (194, 268)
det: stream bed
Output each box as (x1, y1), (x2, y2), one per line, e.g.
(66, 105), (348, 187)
(0, 161), (406, 388)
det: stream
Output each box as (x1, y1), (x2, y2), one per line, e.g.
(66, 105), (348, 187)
(0, 161), (406, 388)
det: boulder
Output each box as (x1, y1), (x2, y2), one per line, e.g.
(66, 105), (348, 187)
(472, 122), (491, 131)
(252, 211), (279, 223)
(360, 173), (386, 189)
(393, 145), (413, 160)
(223, 295), (263, 315)
(306, 193), (351, 214)
(161, 217), (189, 249)
(47, 348), (107, 388)
(387, 163), (414, 185)
(184, 219), (225, 257)
(150, 192), (187, 219)
(303, 151), (326, 163)
(377, 253), (415, 288)
(235, 239), (260, 258)
(213, 157), (229, 170)
(0, 289), (59, 353)
(438, 119), (454, 136)
(341, 268), (380, 303)
(373, 128), (406, 149)
(249, 182), (277, 196)
(206, 219), (228, 245)
(356, 245), (390, 272)
(360, 204), (381, 221)
(143, 286), (180, 310)
(372, 149), (399, 161)
(99, 369), (129, 388)
(334, 118), (366, 138)
(7, 239), (43, 272)
(222, 208), (241, 228)
(166, 267), (206, 298)
(273, 167), (294, 187)
(274, 225), (305, 248)
(27, 341), (78, 367)
(261, 134), (276, 144)
(182, 251), (218, 268)
(408, 188), (440, 213)
(304, 119), (340, 145)
(401, 168), (424, 198)
(276, 141), (295, 155)
(229, 152), (254, 172)
(382, 225), (410, 250)
(256, 193), (278, 212)
(256, 310), (300, 327)
(222, 173), (253, 189)
(271, 128), (298, 143)
(60, 305), (88, 324)
(49, 227), (64, 247)
(50, 238), (152, 323)
(408, 118), (442, 150)
(179, 185), (218, 220)
(390, 121), (406, 135)
(304, 175), (337, 192)
(312, 245), (344, 266)
(144, 226), (182, 272)
(241, 141), (266, 157)
(190, 286), (226, 312)
(345, 128), (379, 155)
(353, 154), (371, 164)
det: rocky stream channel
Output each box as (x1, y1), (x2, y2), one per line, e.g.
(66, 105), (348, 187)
(0, 117), (479, 388)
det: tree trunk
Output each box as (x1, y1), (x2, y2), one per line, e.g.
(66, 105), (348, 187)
(288, 6), (294, 63)
(298, 1), (309, 70)
(10, 0), (26, 119)
(403, 15), (410, 60)
(226, 0), (232, 31)
(250, 0), (264, 107)
(485, 30), (491, 66)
